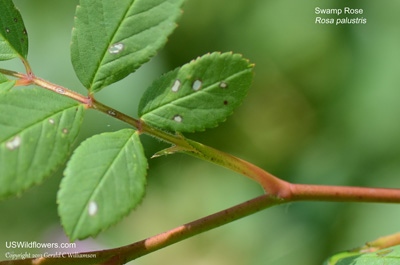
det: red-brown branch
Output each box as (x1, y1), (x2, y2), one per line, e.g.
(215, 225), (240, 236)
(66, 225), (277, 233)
(0, 195), (281, 265)
(288, 184), (400, 203)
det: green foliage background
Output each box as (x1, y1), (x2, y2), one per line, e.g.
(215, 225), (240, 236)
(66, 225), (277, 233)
(1, 0), (400, 264)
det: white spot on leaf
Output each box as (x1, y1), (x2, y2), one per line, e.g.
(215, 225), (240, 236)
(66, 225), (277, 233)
(219, 82), (228, 88)
(48, 119), (55, 125)
(108, 43), (124, 54)
(171, 79), (181, 92)
(173, 115), (183, 123)
(192, 79), (202, 91)
(62, 128), (69, 134)
(6, 136), (21, 150)
(88, 201), (98, 216)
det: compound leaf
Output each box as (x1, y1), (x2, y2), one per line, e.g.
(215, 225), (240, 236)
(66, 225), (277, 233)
(138, 52), (254, 132)
(0, 72), (16, 93)
(0, 0), (28, 60)
(71, 0), (184, 93)
(0, 88), (85, 199)
(58, 129), (148, 241)
(325, 246), (400, 265)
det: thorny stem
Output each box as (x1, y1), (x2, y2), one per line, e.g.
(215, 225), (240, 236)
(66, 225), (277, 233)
(1, 69), (400, 264)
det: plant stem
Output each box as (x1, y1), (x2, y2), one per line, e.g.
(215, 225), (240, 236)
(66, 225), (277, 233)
(288, 184), (400, 203)
(0, 68), (26, 79)
(361, 232), (400, 252)
(183, 138), (290, 196)
(3, 73), (399, 202)
(2, 73), (400, 265)
(21, 58), (33, 78)
(10, 75), (398, 203)
(0, 68), (90, 105)
(90, 100), (288, 195)
(0, 194), (282, 265)
(32, 77), (91, 105)
(89, 100), (400, 202)
(111, 194), (282, 263)
(2, 183), (399, 265)
(90, 99), (141, 132)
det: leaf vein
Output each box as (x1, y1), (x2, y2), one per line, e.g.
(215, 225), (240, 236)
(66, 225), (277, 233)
(88, 0), (135, 90)
(142, 68), (251, 115)
(71, 130), (136, 237)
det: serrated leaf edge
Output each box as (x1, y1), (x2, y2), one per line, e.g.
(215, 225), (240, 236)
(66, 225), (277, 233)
(139, 52), (254, 133)
(0, 0), (28, 60)
(59, 129), (148, 240)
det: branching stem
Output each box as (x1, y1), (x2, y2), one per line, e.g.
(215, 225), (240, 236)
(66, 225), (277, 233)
(91, 100), (289, 195)
(1, 71), (400, 265)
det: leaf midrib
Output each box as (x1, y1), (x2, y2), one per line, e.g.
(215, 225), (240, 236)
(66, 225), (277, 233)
(70, 130), (136, 238)
(0, 103), (81, 143)
(141, 68), (252, 116)
(0, 0), (25, 59)
(88, 0), (165, 91)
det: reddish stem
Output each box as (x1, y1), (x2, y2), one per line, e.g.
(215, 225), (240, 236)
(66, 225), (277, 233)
(0, 65), (399, 265)
(363, 232), (400, 252)
(0, 194), (281, 265)
(32, 77), (91, 106)
(288, 184), (400, 203)
(21, 58), (33, 78)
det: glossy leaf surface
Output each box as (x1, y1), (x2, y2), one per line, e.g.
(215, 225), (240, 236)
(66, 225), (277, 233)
(0, 88), (84, 199)
(58, 129), (147, 240)
(71, 0), (184, 93)
(138, 52), (254, 132)
(0, 0), (28, 60)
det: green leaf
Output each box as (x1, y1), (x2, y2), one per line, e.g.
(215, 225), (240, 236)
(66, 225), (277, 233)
(0, 0), (28, 60)
(138, 52), (254, 132)
(0, 72), (16, 93)
(325, 246), (400, 265)
(0, 88), (85, 199)
(71, 0), (184, 93)
(58, 129), (148, 240)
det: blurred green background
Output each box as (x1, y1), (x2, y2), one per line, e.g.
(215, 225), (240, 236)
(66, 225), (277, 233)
(1, 0), (400, 264)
